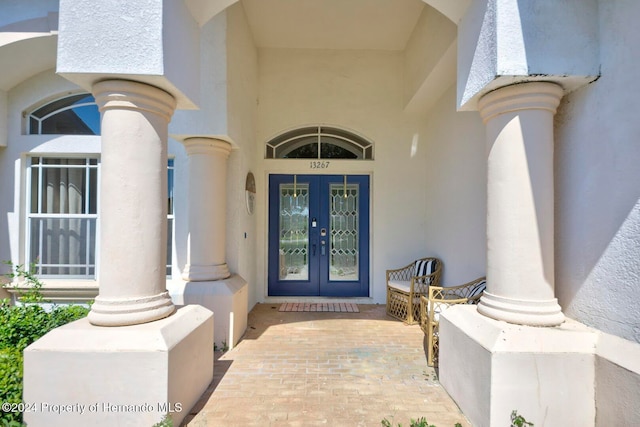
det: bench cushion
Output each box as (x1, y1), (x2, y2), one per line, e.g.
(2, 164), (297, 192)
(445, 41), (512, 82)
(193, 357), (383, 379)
(388, 281), (411, 293)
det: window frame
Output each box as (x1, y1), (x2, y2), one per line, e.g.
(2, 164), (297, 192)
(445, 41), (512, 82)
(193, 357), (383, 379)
(21, 92), (176, 282)
(25, 155), (177, 280)
(25, 156), (100, 279)
(265, 126), (374, 160)
(26, 93), (101, 136)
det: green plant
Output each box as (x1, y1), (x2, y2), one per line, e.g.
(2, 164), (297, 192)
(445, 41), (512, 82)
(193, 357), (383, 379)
(381, 418), (435, 427)
(0, 262), (90, 425)
(511, 410), (534, 427)
(0, 301), (50, 352)
(152, 413), (174, 427)
(0, 348), (23, 425)
(381, 419), (462, 427)
(214, 340), (229, 353)
(2, 261), (44, 304)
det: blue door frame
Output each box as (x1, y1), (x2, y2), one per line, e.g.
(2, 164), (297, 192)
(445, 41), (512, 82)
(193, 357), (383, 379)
(268, 174), (370, 297)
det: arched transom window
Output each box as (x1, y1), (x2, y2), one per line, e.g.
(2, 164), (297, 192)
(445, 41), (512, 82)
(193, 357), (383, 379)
(26, 93), (101, 135)
(265, 126), (373, 159)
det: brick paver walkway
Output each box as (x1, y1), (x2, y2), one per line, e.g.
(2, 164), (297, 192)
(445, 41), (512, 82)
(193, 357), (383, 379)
(182, 303), (470, 427)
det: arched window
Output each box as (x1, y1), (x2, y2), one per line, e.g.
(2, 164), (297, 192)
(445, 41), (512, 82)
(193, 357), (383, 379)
(22, 92), (175, 279)
(27, 93), (101, 135)
(266, 126), (373, 159)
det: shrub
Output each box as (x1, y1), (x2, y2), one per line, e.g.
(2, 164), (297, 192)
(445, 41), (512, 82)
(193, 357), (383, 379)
(0, 348), (23, 425)
(0, 301), (50, 352)
(0, 262), (90, 425)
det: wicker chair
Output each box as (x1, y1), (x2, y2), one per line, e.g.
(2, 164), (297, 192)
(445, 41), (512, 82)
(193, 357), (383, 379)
(386, 257), (442, 324)
(420, 276), (486, 366)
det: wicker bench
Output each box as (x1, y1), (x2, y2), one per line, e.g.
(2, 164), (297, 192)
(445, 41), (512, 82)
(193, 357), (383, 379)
(420, 276), (486, 366)
(386, 257), (442, 324)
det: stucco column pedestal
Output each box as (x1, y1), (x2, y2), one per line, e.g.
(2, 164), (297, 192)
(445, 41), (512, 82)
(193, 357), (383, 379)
(170, 136), (248, 350)
(89, 80), (176, 327)
(182, 137), (232, 281)
(23, 81), (214, 426)
(477, 82), (564, 327)
(439, 82), (592, 426)
(170, 274), (248, 350)
(24, 305), (214, 427)
(439, 306), (597, 427)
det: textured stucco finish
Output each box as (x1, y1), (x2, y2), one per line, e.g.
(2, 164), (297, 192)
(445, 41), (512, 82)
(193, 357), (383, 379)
(56, 0), (199, 109)
(441, 305), (640, 427)
(441, 306), (597, 427)
(169, 274), (248, 349)
(182, 137), (232, 281)
(23, 305), (214, 427)
(595, 333), (640, 425)
(422, 85), (486, 285)
(457, 0), (599, 109)
(403, 6), (457, 113)
(224, 3), (259, 307)
(170, 11), (228, 137)
(89, 80), (176, 326)
(254, 48), (432, 301)
(2, 1), (640, 425)
(555, 0), (640, 345)
(477, 82), (564, 326)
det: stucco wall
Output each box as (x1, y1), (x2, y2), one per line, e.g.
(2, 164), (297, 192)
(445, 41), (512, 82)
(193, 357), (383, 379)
(555, 0), (640, 344)
(403, 5), (456, 109)
(1, 69), (189, 285)
(254, 48), (431, 303)
(0, 71), (96, 275)
(423, 85), (487, 285)
(225, 3), (259, 307)
(170, 13), (228, 137)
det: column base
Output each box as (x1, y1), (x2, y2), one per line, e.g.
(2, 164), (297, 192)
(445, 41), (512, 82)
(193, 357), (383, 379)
(88, 291), (175, 326)
(23, 305), (214, 427)
(439, 305), (596, 427)
(477, 291), (565, 326)
(168, 274), (248, 350)
(181, 263), (231, 282)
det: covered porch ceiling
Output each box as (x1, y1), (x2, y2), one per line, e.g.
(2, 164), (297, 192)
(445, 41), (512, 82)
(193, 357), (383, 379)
(0, 0), (460, 114)
(241, 0), (426, 51)
(240, 0), (458, 113)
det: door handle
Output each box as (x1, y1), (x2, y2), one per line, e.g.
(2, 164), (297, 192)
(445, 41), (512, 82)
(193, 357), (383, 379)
(312, 243), (317, 256)
(321, 240), (326, 256)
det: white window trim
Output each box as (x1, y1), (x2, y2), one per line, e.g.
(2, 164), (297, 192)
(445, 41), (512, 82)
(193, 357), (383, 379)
(25, 156), (100, 279)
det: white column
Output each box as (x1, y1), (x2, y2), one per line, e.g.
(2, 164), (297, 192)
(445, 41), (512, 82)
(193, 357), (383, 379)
(182, 137), (232, 281)
(477, 82), (565, 326)
(88, 80), (176, 326)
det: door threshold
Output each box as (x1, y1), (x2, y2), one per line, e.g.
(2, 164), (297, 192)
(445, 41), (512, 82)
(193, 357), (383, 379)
(263, 297), (374, 305)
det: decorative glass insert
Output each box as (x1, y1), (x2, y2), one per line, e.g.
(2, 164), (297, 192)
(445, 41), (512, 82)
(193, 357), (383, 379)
(329, 183), (359, 281)
(278, 183), (309, 280)
(27, 157), (99, 277)
(27, 93), (100, 135)
(266, 126), (373, 159)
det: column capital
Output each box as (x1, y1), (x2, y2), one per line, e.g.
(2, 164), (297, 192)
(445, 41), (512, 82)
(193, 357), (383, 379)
(93, 79), (176, 122)
(478, 82), (564, 124)
(183, 137), (233, 157)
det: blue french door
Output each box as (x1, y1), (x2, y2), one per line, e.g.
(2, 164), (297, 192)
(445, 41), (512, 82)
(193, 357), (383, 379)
(268, 174), (370, 297)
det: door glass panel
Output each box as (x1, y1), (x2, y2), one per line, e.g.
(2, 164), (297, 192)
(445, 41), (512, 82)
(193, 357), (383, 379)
(329, 183), (359, 281)
(279, 183), (309, 280)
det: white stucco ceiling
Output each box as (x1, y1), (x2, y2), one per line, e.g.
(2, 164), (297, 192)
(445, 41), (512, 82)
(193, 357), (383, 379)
(241, 0), (426, 50)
